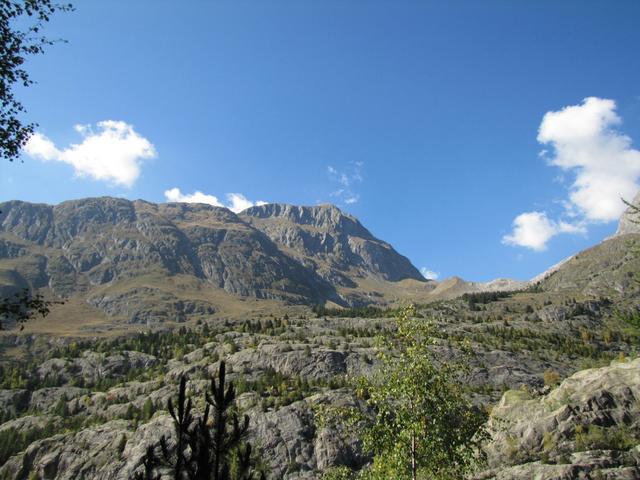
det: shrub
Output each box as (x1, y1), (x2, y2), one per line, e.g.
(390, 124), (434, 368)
(543, 369), (561, 387)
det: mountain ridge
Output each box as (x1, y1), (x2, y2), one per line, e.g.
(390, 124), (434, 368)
(0, 197), (428, 330)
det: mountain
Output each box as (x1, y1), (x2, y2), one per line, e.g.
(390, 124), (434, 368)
(537, 233), (639, 297)
(534, 194), (640, 297)
(240, 203), (423, 284)
(0, 197), (426, 331)
(1, 197), (640, 479)
(239, 203), (428, 305)
(616, 192), (640, 236)
(428, 276), (528, 299)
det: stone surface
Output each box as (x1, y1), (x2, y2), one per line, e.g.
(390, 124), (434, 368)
(0, 198), (430, 325)
(479, 359), (640, 479)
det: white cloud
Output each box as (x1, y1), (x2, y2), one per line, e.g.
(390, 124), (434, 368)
(165, 188), (223, 207)
(24, 133), (60, 160)
(504, 97), (640, 250)
(538, 97), (640, 222)
(24, 121), (156, 187)
(327, 162), (364, 205)
(164, 188), (267, 213)
(226, 193), (268, 212)
(502, 211), (586, 251)
(420, 267), (439, 280)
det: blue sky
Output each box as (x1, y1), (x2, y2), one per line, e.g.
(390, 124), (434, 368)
(2, 0), (640, 282)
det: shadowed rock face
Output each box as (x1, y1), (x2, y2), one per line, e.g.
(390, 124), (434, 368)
(241, 203), (425, 283)
(0, 198), (424, 322)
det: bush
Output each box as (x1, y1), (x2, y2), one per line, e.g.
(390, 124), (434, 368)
(574, 424), (638, 452)
(543, 369), (561, 387)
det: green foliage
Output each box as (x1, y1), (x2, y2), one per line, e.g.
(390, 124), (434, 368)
(360, 306), (487, 479)
(320, 306), (487, 480)
(462, 291), (515, 309)
(142, 398), (155, 421)
(322, 466), (357, 480)
(543, 369), (561, 387)
(540, 431), (557, 464)
(461, 324), (616, 361)
(138, 362), (265, 480)
(0, 414), (99, 465)
(0, 421), (55, 465)
(311, 304), (403, 319)
(52, 397), (69, 417)
(240, 318), (289, 336)
(0, 288), (62, 329)
(574, 424), (638, 452)
(0, 0), (73, 160)
(616, 307), (640, 331)
(235, 366), (345, 410)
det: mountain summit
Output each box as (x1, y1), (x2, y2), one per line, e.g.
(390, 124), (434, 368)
(0, 197), (425, 329)
(241, 203), (424, 285)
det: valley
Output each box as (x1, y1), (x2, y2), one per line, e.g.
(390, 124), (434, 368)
(0, 197), (639, 479)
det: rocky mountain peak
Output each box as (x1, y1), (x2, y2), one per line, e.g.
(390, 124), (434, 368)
(242, 203), (372, 238)
(241, 203), (424, 284)
(0, 197), (429, 321)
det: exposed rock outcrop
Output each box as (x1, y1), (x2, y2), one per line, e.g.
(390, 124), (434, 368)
(0, 198), (428, 327)
(480, 358), (640, 479)
(241, 203), (424, 283)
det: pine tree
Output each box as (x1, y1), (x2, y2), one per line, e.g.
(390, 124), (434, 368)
(136, 362), (265, 480)
(142, 398), (155, 421)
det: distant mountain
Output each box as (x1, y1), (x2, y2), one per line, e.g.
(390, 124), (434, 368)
(0, 198), (426, 328)
(428, 276), (528, 300)
(432, 194), (640, 300)
(528, 194), (640, 294)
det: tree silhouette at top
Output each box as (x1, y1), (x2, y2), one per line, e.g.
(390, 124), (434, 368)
(0, 0), (73, 161)
(0, 288), (62, 330)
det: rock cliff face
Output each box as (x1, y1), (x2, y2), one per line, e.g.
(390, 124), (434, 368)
(480, 358), (640, 479)
(0, 198), (333, 300)
(0, 198), (425, 324)
(240, 203), (424, 285)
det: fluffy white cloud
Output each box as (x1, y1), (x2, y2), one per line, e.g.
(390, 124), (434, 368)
(227, 193), (268, 212)
(164, 188), (267, 213)
(420, 267), (439, 280)
(164, 188), (223, 207)
(502, 211), (585, 251)
(538, 97), (640, 222)
(24, 121), (156, 187)
(504, 97), (640, 250)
